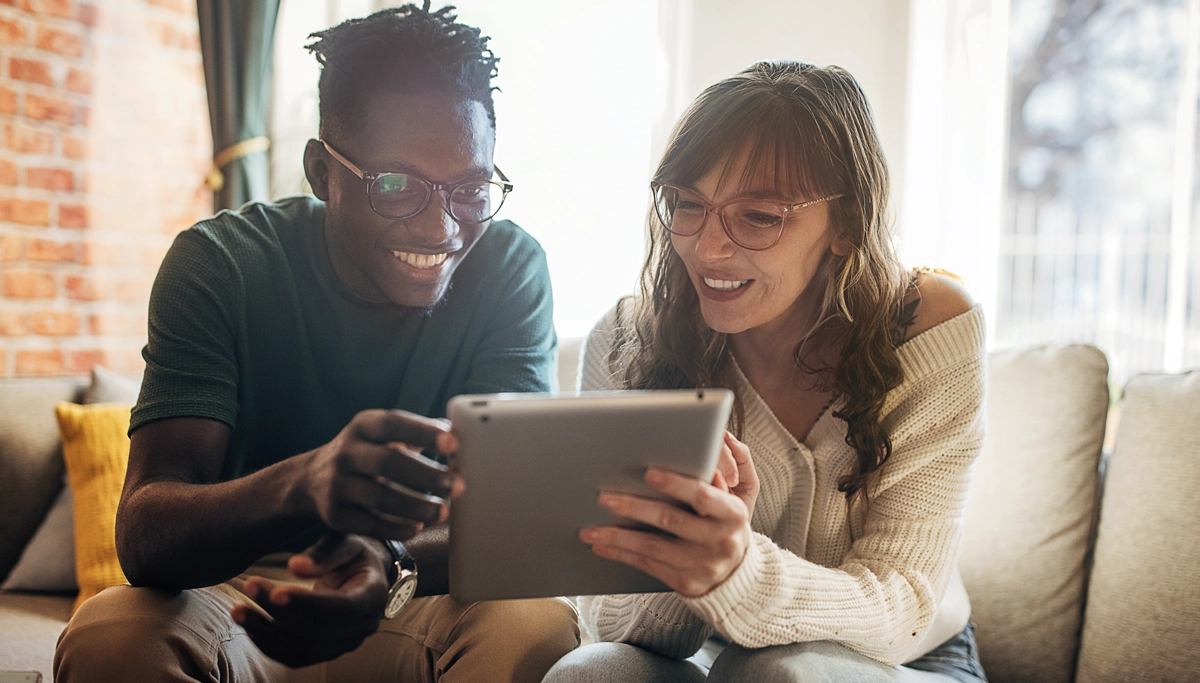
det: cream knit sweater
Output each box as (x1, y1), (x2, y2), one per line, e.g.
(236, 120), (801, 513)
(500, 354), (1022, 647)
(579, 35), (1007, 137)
(576, 304), (986, 667)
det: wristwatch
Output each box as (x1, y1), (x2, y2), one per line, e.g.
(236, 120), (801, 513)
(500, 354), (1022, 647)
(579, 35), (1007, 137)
(381, 539), (418, 620)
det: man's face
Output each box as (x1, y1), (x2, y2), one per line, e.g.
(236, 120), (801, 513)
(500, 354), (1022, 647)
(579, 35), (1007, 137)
(311, 91), (496, 309)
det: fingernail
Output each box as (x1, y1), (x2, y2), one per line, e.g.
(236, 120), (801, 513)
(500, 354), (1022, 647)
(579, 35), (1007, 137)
(580, 529), (597, 543)
(598, 493), (617, 508)
(646, 469), (667, 485)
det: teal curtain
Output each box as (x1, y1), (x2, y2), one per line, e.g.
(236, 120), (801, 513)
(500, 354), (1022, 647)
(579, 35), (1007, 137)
(197, 0), (281, 211)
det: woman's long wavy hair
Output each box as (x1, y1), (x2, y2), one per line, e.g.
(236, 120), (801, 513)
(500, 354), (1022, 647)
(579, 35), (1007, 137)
(614, 61), (911, 505)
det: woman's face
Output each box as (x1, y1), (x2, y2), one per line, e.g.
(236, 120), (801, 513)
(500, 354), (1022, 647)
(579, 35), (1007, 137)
(669, 152), (844, 337)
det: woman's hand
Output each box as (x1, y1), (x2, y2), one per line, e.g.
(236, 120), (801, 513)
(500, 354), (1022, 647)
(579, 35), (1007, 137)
(713, 431), (760, 521)
(580, 465), (753, 598)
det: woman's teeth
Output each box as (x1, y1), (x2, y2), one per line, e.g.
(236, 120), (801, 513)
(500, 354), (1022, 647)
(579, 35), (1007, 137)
(392, 251), (448, 268)
(703, 277), (748, 291)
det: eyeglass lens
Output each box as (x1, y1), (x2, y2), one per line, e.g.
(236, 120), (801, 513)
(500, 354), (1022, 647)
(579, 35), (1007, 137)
(370, 174), (506, 223)
(653, 186), (786, 250)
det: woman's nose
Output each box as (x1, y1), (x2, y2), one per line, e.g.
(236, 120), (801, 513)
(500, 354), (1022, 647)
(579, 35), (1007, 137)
(693, 210), (736, 261)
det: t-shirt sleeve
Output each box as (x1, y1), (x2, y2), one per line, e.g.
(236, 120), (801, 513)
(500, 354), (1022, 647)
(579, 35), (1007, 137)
(462, 240), (556, 394)
(130, 229), (241, 432)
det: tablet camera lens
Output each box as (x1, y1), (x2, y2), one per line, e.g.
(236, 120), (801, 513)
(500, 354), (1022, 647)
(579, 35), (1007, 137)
(697, 390), (705, 400)
(481, 415), (489, 423)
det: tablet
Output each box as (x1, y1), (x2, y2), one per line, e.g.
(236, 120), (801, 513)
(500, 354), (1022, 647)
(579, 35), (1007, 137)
(446, 388), (734, 601)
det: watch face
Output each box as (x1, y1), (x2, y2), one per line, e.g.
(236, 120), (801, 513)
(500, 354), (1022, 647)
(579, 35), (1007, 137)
(384, 574), (418, 619)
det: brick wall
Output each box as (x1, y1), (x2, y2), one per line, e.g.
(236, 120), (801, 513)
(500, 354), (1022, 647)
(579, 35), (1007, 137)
(0, 0), (211, 377)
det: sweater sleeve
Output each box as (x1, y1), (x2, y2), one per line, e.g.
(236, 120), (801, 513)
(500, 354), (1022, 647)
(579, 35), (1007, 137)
(575, 304), (714, 659)
(680, 319), (986, 665)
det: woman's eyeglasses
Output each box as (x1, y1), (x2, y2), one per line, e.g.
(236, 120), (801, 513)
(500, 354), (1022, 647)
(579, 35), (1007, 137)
(651, 182), (845, 251)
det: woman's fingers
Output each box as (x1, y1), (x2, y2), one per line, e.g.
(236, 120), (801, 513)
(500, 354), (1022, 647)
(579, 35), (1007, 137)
(644, 468), (747, 522)
(716, 438), (739, 488)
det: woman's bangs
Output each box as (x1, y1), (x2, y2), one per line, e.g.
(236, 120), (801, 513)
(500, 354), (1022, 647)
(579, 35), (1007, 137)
(731, 105), (841, 203)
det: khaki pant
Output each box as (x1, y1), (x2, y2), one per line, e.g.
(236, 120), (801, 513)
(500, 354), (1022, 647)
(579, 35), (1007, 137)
(54, 565), (580, 683)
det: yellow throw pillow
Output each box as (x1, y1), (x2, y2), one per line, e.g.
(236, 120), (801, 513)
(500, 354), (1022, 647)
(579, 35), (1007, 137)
(55, 402), (132, 613)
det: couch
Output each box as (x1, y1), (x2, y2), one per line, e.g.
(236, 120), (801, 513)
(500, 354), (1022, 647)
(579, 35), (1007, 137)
(1, 342), (1198, 682)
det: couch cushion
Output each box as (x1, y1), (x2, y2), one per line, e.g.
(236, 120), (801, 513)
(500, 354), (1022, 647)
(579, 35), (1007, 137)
(56, 403), (132, 613)
(0, 591), (73, 678)
(1075, 370), (1200, 683)
(959, 345), (1108, 683)
(0, 378), (88, 582)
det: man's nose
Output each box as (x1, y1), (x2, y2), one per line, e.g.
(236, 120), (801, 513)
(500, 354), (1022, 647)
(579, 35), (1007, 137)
(406, 191), (459, 246)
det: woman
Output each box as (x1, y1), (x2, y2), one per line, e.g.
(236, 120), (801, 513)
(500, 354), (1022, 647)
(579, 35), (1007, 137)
(545, 61), (987, 682)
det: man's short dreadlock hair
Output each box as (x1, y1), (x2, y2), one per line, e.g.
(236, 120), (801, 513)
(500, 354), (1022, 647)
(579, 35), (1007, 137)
(306, 2), (499, 141)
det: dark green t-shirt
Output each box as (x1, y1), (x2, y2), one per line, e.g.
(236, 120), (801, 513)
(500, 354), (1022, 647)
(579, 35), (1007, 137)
(131, 195), (555, 482)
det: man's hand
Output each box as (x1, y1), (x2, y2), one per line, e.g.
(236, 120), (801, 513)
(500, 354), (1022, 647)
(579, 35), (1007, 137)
(231, 532), (391, 667)
(303, 409), (463, 540)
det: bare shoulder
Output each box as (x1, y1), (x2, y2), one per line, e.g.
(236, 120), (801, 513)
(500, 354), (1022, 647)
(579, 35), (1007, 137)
(904, 270), (975, 340)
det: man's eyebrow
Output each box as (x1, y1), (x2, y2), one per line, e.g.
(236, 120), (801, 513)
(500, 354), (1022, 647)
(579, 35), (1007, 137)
(373, 161), (492, 184)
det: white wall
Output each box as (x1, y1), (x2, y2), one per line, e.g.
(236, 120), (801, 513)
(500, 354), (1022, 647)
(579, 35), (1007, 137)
(662, 0), (913, 236)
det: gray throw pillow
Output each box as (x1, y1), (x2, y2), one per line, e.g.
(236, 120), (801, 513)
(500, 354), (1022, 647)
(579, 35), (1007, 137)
(0, 366), (140, 593)
(0, 481), (75, 592)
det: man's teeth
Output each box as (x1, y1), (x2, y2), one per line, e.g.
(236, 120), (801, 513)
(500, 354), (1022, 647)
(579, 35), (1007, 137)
(391, 251), (448, 268)
(703, 277), (748, 291)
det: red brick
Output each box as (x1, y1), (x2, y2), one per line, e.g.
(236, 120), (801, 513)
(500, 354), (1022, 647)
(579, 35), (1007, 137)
(35, 24), (83, 57)
(24, 0), (72, 19)
(9, 57), (54, 86)
(0, 199), (50, 226)
(89, 313), (146, 336)
(0, 233), (23, 260)
(0, 86), (16, 115)
(79, 241), (123, 265)
(58, 203), (86, 228)
(0, 15), (28, 45)
(63, 274), (100, 299)
(62, 135), (85, 159)
(0, 159), (17, 186)
(25, 167), (73, 191)
(3, 268), (55, 297)
(30, 309), (78, 335)
(24, 93), (75, 125)
(65, 67), (90, 94)
(27, 237), (74, 261)
(76, 3), (97, 27)
(15, 349), (62, 376)
(115, 276), (151, 301)
(7, 123), (53, 154)
(147, 0), (187, 12)
(141, 244), (168, 268)
(103, 348), (143, 374)
(66, 349), (106, 374)
(0, 311), (27, 335)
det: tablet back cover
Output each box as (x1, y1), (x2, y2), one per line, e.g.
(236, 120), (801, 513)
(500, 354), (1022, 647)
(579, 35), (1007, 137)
(447, 389), (732, 601)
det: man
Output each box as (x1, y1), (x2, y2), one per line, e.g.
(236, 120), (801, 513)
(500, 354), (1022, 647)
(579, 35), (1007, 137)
(54, 4), (579, 681)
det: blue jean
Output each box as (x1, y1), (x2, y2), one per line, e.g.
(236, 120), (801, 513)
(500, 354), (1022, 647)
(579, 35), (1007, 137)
(543, 623), (988, 683)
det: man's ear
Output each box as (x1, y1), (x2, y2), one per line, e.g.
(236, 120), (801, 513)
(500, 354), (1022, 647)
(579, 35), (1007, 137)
(303, 139), (331, 200)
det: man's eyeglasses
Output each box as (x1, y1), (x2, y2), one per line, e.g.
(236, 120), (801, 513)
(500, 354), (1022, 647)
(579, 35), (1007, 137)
(322, 140), (513, 224)
(651, 182), (846, 251)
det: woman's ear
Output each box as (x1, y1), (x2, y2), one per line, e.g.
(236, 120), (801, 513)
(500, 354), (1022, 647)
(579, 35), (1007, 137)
(831, 235), (852, 256)
(303, 139), (331, 201)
